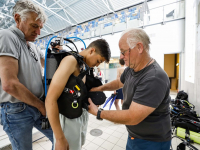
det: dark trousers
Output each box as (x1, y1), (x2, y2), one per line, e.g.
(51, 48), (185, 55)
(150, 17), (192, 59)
(126, 136), (171, 150)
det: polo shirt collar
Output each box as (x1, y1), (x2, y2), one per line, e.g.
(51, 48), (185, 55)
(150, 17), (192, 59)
(9, 26), (26, 42)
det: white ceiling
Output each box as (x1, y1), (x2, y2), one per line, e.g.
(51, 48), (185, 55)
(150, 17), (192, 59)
(0, 0), (145, 37)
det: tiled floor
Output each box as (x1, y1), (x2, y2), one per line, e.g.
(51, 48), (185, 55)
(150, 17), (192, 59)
(1, 91), (200, 150)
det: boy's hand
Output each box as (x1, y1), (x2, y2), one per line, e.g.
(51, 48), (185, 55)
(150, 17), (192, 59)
(55, 137), (69, 150)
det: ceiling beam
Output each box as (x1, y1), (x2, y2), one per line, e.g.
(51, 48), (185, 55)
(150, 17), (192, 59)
(52, 1), (75, 24)
(41, 29), (50, 34)
(63, 10), (71, 23)
(108, 0), (115, 11)
(105, 0), (109, 6)
(42, 26), (50, 34)
(0, 11), (12, 18)
(90, 0), (104, 14)
(45, 24), (55, 32)
(0, 14), (5, 18)
(48, 8), (62, 10)
(59, 1), (78, 15)
(46, 0), (79, 24)
(48, 0), (63, 8)
(101, 0), (115, 13)
(42, 0), (47, 7)
(32, 0), (74, 25)
(53, 0), (78, 23)
(48, 0), (78, 14)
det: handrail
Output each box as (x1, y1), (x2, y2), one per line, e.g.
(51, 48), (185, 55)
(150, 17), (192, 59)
(149, 0), (184, 11)
(36, 0), (185, 41)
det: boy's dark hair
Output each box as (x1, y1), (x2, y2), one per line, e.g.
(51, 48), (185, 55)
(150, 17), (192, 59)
(119, 59), (125, 65)
(87, 39), (111, 63)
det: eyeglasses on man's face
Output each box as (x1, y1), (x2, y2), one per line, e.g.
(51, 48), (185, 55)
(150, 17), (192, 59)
(120, 48), (130, 56)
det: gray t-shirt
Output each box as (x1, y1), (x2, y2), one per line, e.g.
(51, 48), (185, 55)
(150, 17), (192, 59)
(121, 61), (171, 142)
(0, 26), (44, 103)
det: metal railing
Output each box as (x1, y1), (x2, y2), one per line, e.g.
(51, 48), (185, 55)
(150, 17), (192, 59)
(36, 0), (185, 49)
(72, 0), (185, 40)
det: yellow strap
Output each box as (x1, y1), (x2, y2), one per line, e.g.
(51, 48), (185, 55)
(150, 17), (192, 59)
(75, 85), (80, 91)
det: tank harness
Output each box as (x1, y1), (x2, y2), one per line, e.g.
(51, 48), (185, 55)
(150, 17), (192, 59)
(44, 37), (106, 119)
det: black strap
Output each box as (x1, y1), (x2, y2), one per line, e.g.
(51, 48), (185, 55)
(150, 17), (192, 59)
(97, 108), (103, 120)
(65, 44), (74, 51)
(184, 125), (193, 144)
(77, 58), (90, 79)
(63, 38), (78, 53)
(89, 68), (94, 77)
(82, 103), (88, 111)
(185, 128), (190, 139)
(67, 52), (90, 80)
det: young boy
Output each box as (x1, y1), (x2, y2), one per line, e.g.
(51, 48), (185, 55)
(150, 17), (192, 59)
(45, 39), (111, 150)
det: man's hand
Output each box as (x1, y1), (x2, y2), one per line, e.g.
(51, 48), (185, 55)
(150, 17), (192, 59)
(55, 137), (69, 150)
(37, 101), (46, 116)
(88, 98), (98, 116)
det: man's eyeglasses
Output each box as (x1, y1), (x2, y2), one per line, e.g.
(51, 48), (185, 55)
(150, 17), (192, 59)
(120, 48), (130, 56)
(28, 46), (38, 62)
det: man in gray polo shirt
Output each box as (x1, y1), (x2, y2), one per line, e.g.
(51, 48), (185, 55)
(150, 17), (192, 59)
(0, 0), (53, 150)
(88, 28), (171, 150)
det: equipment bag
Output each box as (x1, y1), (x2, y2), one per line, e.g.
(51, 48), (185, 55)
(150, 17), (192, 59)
(176, 91), (188, 101)
(172, 117), (200, 133)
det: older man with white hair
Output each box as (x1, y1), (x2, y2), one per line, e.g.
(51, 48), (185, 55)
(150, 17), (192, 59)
(0, 0), (53, 149)
(88, 28), (171, 150)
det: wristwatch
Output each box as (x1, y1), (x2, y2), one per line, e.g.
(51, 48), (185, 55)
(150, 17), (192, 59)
(97, 108), (103, 120)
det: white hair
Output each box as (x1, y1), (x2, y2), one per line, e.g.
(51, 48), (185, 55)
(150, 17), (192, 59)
(12, 0), (47, 23)
(121, 28), (151, 51)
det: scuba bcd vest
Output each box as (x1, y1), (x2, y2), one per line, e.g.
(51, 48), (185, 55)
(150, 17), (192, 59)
(45, 43), (106, 119)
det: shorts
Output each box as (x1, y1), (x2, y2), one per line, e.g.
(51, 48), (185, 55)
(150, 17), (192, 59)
(116, 88), (123, 99)
(53, 109), (89, 150)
